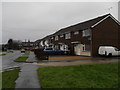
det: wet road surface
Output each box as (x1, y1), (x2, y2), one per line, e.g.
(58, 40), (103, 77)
(2, 50), (23, 70)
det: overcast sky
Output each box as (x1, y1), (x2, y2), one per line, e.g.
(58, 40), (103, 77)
(2, 2), (119, 44)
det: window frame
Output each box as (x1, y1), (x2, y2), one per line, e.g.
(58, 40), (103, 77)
(55, 36), (59, 41)
(60, 34), (64, 38)
(51, 37), (54, 39)
(65, 33), (71, 39)
(74, 31), (79, 35)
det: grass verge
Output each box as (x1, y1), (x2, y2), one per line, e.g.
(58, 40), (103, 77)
(0, 54), (6, 56)
(2, 68), (20, 88)
(15, 56), (28, 62)
(15, 51), (30, 62)
(37, 62), (119, 88)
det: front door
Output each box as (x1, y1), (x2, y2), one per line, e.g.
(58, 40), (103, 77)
(74, 44), (81, 55)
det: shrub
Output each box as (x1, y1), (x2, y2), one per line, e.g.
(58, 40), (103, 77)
(34, 48), (48, 60)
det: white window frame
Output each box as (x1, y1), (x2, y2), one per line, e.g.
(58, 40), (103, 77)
(60, 34), (64, 38)
(51, 37), (54, 39)
(55, 36), (58, 41)
(65, 33), (71, 39)
(40, 41), (44, 46)
(74, 31), (79, 35)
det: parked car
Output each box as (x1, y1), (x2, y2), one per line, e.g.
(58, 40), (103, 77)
(30, 48), (35, 51)
(98, 46), (120, 56)
(21, 49), (25, 53)
(43, 47), (64, 55)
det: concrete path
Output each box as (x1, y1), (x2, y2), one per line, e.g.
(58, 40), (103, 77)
(26, 51), (37, 62)
(15, 63), (41, 88)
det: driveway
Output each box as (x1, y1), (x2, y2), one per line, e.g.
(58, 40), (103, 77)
(49, 55), (120, 61)
(35, 56), (120, 66)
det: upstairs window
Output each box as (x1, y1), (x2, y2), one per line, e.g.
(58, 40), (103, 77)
(51, 37), (54, 39)
(82, 29), (90, 37)
(55, 45), (59, 50)
(65, 33), (71, 39)
(74, 31), (79, 35)
(55, 36), (58, 41)
(60, 34), (64, 38)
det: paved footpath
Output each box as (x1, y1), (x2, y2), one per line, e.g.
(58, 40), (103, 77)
(15, 63), (41, 88)
(26, 51), (37, 62)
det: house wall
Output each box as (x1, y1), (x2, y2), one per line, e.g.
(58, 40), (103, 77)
(51, 30), (91, 55)
(91, 17), (120, 56)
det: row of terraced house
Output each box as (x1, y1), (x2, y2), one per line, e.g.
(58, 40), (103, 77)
(35, 14), (120, 56)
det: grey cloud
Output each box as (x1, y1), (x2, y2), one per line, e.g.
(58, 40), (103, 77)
(2, 2), (118, 44)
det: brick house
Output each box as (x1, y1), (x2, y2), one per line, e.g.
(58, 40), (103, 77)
(22, 40), (35, 48)
(37, 14), (120, 56)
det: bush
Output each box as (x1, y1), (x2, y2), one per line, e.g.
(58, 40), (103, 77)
(34, 48), (49, 60)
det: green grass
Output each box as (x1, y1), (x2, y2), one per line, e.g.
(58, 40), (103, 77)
(0, 54), (6, 56)
(37, 62), (119, 88)
(15, 56), (28, 62)
(2, 68), (20, 88)
(7, 50), (14, 53)
(0, 50), (13, 53)
(15, 51), (29, 62)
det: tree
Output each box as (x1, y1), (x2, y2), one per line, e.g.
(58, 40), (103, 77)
(8, 39), (13, 49)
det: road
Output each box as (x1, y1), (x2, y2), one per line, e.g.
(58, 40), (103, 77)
(1, 51), (42, 88)
(1, 50), (23, 70)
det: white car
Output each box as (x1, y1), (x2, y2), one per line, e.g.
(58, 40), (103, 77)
(98, 46), (120, 56)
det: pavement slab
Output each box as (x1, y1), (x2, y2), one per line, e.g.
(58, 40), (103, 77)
(15, 63), (41, 88)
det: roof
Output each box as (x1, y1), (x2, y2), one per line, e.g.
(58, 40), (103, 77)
(53, 14), (110, 35)
(35, 34), (53, 43)
(37, 13), (119, 41)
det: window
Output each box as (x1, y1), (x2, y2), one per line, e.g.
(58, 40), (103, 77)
(88, 37), (91, 40)
(83, 44), (90, 51)
(74, 31), (79, 35)
(30, 44), (33, 46)
(51, 37), (54, 39)
(82, 29), (90, 37)
(55, 45), (59, 50)
(55, 36), (58, 41)
(60, 34), (64, 38)
(114, 47), (119, 51)
(65, 33), (71, 39)
(40, 41), (44, 46)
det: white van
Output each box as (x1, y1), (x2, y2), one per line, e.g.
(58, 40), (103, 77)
(98, 46), (120, 56)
